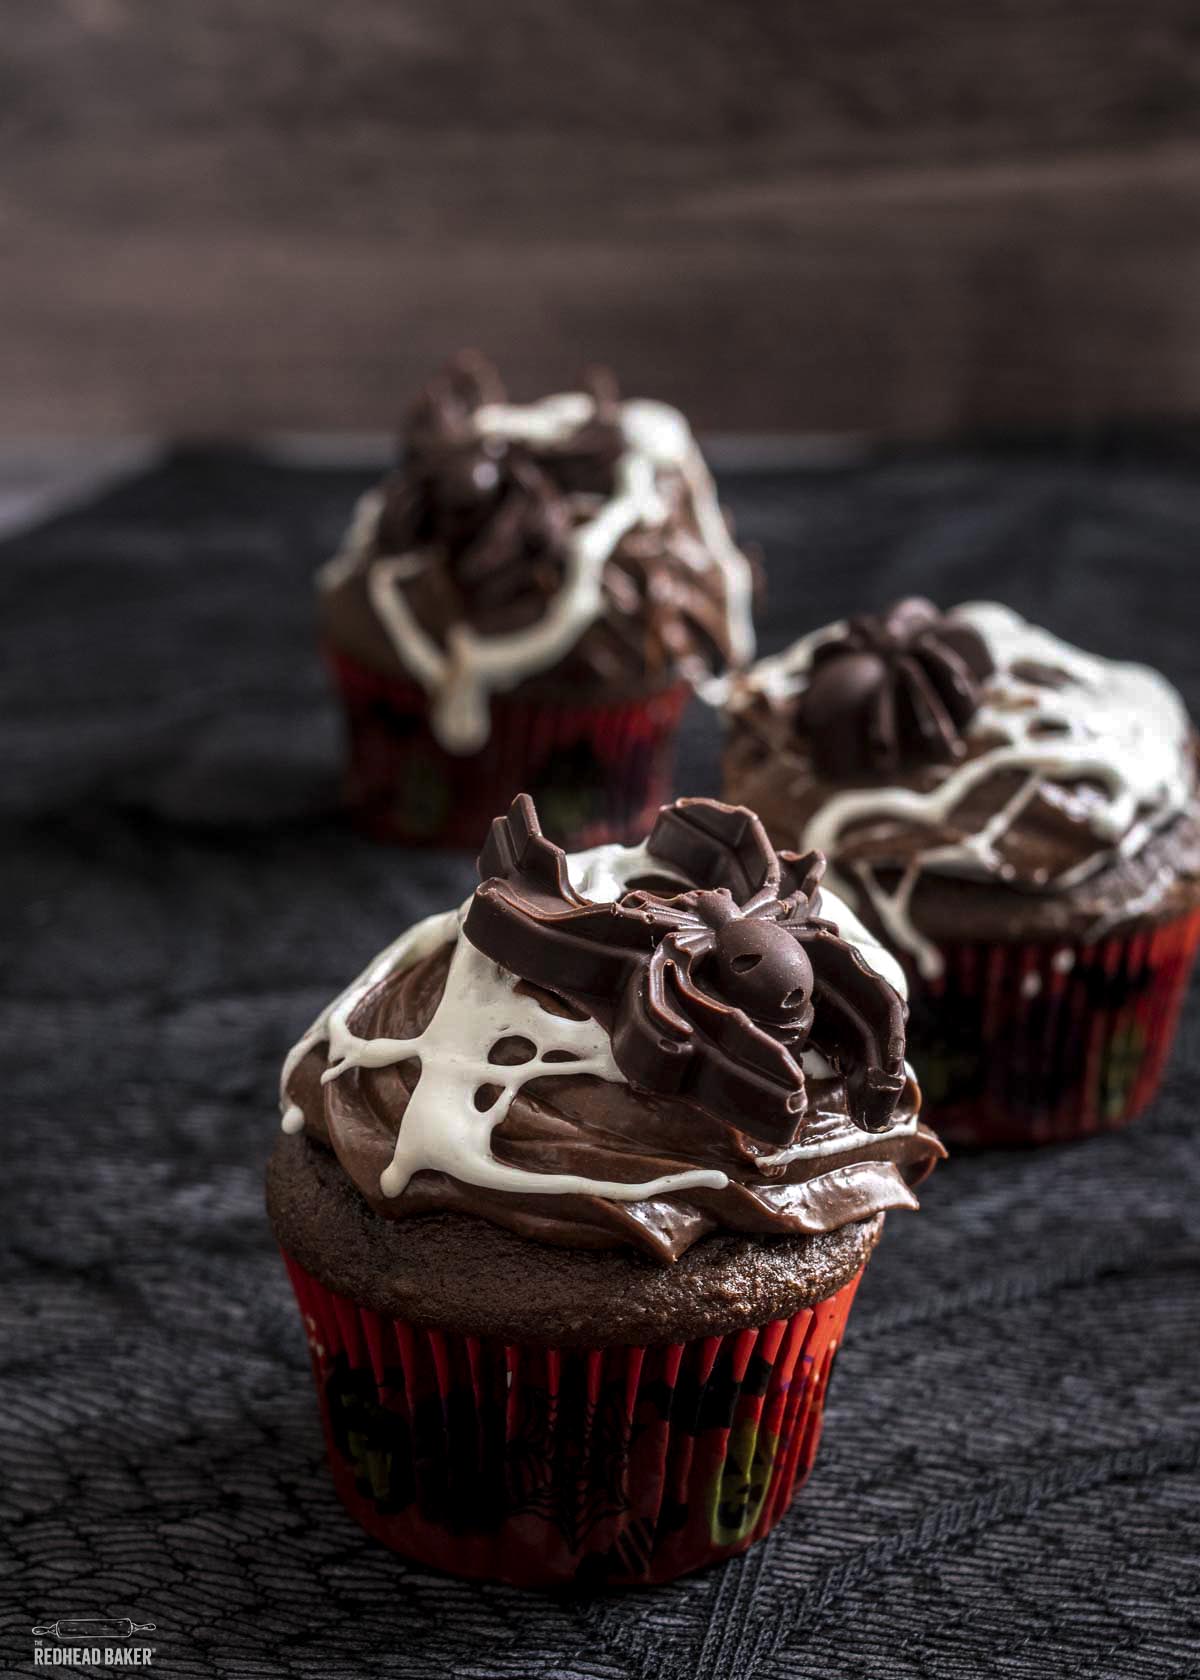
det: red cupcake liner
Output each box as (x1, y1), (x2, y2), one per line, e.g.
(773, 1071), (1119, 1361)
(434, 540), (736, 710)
(906, 907), (1200, 1147)
(326, 647), (691, 849)
(280, 1249), (863, 1588)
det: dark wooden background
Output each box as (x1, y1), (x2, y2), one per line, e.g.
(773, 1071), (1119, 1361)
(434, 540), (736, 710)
(5, 1), (1200, 438)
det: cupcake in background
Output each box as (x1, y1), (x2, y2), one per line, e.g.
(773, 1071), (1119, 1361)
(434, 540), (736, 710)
(269, 794), (941, 1586)
(723, 598), (1200, 1145)
(319, 354), (756, 847)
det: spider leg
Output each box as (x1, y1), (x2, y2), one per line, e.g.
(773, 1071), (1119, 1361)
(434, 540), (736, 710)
(777, 848), (825, 907)
(645, 800), (780, 901)
(914, 632), (985, 721)
(643, 940), (696, 1037)
(896, 651), (960, 759)
(798, 927), (905, 1128)
(739, 885), (780, 918)
(619, 896), (701, 935)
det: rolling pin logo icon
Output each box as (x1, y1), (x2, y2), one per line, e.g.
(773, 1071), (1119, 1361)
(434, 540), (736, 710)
(32, 1619), (156, 1641)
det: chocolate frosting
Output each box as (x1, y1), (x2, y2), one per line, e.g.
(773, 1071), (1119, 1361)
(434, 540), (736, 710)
(281, 796), (941, 1264)
(803, 598), (994, 776)
(317, 355), (756, 749)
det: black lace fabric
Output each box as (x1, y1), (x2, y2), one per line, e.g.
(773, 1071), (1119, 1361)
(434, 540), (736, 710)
(5, 439), (1200, 1679)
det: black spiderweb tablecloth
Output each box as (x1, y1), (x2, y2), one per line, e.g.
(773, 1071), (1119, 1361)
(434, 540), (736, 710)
(4, 437), (1200, 1679)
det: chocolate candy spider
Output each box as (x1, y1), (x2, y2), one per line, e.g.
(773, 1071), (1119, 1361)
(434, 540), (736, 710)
(466, 795), (907, 1145)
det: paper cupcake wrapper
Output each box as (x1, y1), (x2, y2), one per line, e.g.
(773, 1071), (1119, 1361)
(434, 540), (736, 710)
(326, 647), (691, 849)
(906, 907), (1200, 1147)
(280, 1250), (862, 1588)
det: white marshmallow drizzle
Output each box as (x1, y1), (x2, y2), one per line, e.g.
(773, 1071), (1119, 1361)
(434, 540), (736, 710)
(319, 394), (756, 754)
(279, 837), (913, 1206)
(744, 602), (1194, 979)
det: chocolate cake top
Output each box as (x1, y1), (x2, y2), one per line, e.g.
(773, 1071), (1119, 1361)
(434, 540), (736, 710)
(726, 600), (1198, 976)
(318, 353), (756, 754)
(280, 796), (941, 1264)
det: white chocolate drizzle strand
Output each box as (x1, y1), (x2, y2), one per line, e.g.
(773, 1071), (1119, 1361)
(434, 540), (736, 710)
(279, 837), (912, 1208)
(320, 393), (755, 753)
(747, 602), (1194, 979)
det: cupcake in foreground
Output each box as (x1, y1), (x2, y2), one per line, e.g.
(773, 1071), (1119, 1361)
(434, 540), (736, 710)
(723, 599), (1200, 1145)
(319, 353), (756, 847)
(268, 795), (941, 1586)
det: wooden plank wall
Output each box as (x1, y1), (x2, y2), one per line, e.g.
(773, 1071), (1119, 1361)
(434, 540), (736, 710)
(3, 1), (1200, 438)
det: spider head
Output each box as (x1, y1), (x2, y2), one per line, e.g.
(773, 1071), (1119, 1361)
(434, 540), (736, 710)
(689, 887), (739, 928)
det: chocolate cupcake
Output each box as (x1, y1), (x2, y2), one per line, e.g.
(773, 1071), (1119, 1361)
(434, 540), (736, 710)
(269, 795), (941, 1585)
(723, 599), (1200, 1145)
(319, 354), (756, 847)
